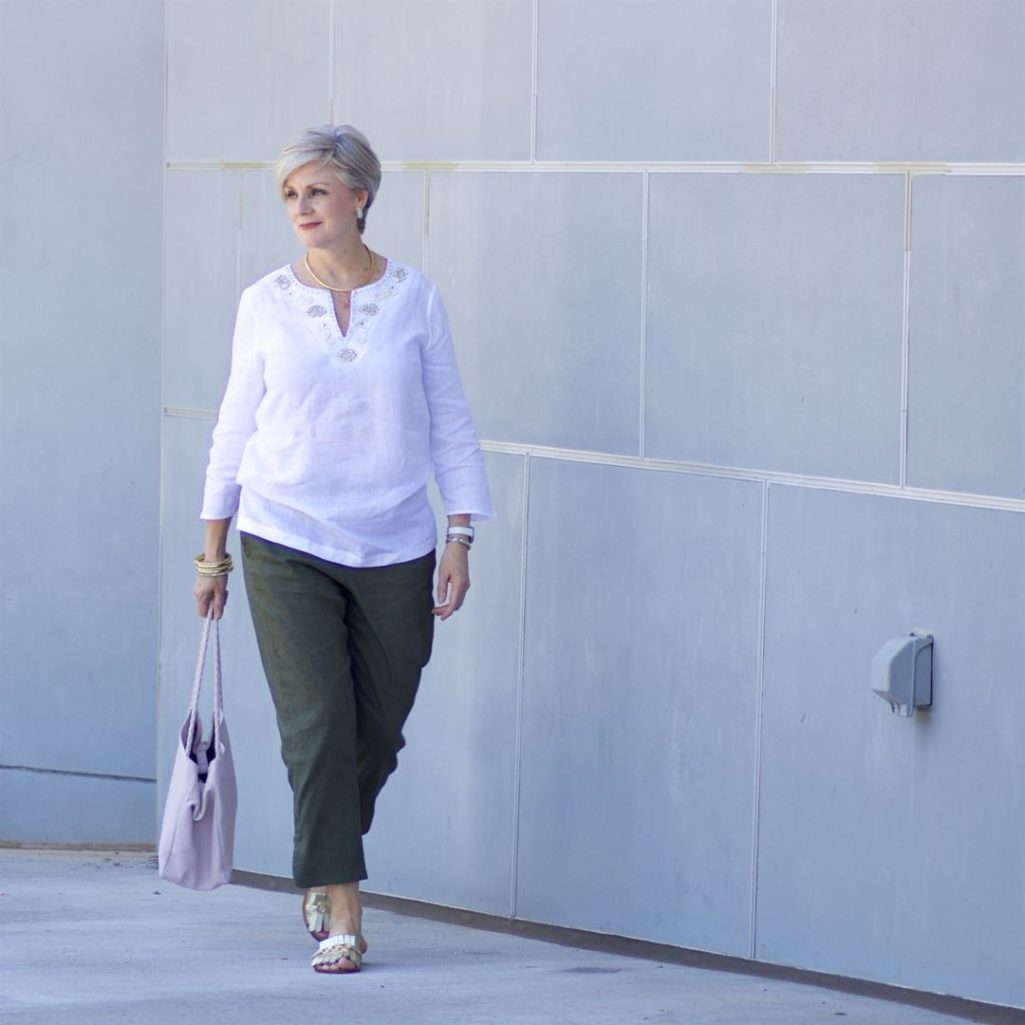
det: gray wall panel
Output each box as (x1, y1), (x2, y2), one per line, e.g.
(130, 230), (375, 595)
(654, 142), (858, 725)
(165, 0), (330, 162)
(365, 453), (525, 913)
(515, 460), (763, 954)
(0, 772), (154, 845)
(363, 171), (428, 274)
(239, 172), (303, 290)
(537, 0), (772, 161)
(907, 176), (1025, 498)
(164, 171), (240, 411)
(334, 0), (532, 162)
(152, 0), (1025, 1006)
(0, 0), (162, 838)
(776, 0), (1025, 163)
(427, 172), (643, 454)
(757, 485), (1025, 1006)
(646, 173), (905, 481)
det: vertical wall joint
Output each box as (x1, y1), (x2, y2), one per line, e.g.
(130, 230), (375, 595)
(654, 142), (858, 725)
(748, 478), (771, 959)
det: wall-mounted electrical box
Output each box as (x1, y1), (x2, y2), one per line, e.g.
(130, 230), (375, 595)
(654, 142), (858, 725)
(872, 633), (933, 717)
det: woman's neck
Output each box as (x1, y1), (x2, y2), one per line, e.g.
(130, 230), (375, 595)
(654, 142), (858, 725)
(304, 241), (373, 291)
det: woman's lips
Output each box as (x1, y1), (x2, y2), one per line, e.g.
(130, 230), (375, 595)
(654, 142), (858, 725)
(298, 222), (320, 230)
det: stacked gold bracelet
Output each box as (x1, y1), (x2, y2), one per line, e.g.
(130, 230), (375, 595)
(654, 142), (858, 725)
(193, 553), (234, 577)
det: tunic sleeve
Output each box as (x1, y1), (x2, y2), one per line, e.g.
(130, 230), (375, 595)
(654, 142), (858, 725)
(421, 286), (494, 521)
(200, 289), (266, 520)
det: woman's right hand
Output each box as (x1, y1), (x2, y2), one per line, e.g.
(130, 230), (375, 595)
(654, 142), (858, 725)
(194, 519), (233, 619)
(193, 573), (229, 620)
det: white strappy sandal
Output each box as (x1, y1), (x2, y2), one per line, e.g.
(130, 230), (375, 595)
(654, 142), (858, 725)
(311, 933), (363, 974)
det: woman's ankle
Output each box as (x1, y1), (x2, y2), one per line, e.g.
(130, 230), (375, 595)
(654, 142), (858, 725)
(324, 881), (362, 937)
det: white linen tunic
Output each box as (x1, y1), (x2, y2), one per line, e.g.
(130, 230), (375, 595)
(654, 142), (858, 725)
(201, 261), (494, 567)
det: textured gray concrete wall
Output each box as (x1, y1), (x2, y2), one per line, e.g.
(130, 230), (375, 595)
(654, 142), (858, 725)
(157, 0), (1025, 1007)
(0, 0), (164, 842)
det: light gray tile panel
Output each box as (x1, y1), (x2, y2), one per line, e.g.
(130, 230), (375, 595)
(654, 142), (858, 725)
(537, 0), (772, 161)
(0, 0), (162, 784)
(757, 485), (1025, 1007)
(164, 171), (241, 410)
(0, 772), (154, 845)
(165, 0), (331, 162)
(240, 171), (303, 288)
(427, 172), (643, 454)
(365, 452), (525, 913)
(646, 173), (905, 481)
(906, 176), (1025, 498)
(334, 0), (532, 162)
(159, 415), (294, 878)
(363, 171), (428, 273)
(776, 0), (1025, 163)
(516, 460), (763, 954)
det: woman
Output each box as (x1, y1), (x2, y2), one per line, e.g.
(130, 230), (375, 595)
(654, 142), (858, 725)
(193, 125), (493, 975)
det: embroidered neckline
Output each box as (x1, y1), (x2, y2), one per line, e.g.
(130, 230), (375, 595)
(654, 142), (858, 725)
(274, 262), (410, 364)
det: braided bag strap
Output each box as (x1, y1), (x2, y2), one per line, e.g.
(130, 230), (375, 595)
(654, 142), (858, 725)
(184, 611), (214, 754)
(211, 615), (226, 746)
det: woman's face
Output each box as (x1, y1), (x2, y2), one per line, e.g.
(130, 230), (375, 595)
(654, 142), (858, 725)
(282, 162), (367, 249)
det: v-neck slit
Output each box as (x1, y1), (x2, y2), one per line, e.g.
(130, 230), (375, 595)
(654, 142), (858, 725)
(273, 261), (410, 365)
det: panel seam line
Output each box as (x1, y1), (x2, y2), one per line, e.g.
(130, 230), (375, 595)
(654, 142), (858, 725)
(748, 479), (771, 958)
(1, 764), (157, 785)
(529, 0), (539, 162)
(638, 171), (649, 456)
(508, 453), (531, 921)
(769, 0), (779, 163)
(900, 172), (913, 487)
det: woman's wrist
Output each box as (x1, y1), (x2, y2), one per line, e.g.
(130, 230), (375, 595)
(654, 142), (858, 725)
(445, 515), (474, 549)
(444, 517), (474, 549)
(194, 552), (234, 577)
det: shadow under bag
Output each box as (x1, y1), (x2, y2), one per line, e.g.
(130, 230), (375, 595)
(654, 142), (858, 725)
(158, 611), (237, 890)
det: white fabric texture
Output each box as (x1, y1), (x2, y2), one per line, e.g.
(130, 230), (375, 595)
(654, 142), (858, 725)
(201, 261), (494, 567)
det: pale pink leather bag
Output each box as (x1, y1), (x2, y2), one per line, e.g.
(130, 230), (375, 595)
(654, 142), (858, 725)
(158, 612), (237, 890)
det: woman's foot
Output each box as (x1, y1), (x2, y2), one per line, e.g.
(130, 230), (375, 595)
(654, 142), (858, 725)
(312, 933), (363, 974)
(308, 881), (367, 971)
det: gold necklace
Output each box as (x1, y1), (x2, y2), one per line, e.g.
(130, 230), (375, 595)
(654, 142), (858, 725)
(305, 246), (374, 293)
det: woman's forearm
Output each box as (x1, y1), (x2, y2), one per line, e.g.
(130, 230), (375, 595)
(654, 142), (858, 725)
(203, 518), (232, 561)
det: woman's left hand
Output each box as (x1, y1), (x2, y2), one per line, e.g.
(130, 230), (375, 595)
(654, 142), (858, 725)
(433, 542), (470, 620)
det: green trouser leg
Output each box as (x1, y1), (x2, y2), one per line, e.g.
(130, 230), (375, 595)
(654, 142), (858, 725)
(240, 533), (435, 887)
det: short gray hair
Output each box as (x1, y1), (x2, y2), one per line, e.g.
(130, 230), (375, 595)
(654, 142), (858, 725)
(275, 125), (382, 234)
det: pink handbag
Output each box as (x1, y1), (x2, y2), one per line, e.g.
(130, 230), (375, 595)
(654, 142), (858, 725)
(158, 611), (237, 890)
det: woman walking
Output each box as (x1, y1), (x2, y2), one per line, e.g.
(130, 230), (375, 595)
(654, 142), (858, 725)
(193, 125), (493, 974)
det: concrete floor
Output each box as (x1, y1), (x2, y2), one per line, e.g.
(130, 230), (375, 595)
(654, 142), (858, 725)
(0, 847), (1007, 1025)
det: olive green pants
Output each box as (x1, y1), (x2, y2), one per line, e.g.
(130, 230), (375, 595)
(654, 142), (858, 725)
(240, 533), (435, 887)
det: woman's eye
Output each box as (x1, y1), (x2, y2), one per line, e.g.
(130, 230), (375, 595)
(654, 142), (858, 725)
(311, 188), (326, 196)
